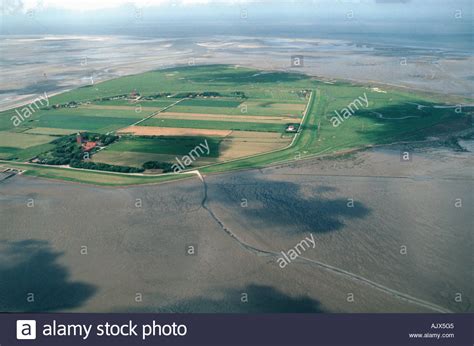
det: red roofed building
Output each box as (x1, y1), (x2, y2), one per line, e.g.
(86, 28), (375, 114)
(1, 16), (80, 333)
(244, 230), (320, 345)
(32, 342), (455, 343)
(82, 141), (97, 151)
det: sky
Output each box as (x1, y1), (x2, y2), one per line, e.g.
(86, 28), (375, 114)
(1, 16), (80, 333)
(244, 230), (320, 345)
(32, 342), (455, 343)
(3, 0), (470, 12)
(1, 0), (472, 37)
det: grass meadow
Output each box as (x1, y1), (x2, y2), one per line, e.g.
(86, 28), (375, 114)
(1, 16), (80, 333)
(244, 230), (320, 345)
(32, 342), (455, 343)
(0, 64), (471, 184)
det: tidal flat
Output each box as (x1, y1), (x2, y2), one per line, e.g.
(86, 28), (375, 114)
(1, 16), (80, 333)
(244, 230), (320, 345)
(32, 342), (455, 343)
(2, 35), (472, 111)
(0, 143), (471, 313)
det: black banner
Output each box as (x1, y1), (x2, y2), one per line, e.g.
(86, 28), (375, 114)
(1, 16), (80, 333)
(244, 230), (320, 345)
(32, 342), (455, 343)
(2, 313), (473, 346)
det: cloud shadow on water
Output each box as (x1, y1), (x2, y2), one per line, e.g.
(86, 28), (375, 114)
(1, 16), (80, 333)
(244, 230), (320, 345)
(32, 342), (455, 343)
(0, 239), (96, 312)
(119, 284), (326, 313)
(209, 174), (371, 234)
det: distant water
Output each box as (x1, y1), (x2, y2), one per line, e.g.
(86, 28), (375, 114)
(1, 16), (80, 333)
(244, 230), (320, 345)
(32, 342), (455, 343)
(0, 28), (472, 111)
(318, 32), (472, 52)
(115, 25), (472, 52)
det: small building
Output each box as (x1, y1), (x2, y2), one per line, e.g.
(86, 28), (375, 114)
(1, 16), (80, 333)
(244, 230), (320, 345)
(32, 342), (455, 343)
(76, 133), (83, 144)
(285, 124), (298, 133)
(129, 89), (140, 100)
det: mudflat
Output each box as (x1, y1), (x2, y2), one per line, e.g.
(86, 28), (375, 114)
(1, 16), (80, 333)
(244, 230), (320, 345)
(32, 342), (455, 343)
(0, 142), (471, 313)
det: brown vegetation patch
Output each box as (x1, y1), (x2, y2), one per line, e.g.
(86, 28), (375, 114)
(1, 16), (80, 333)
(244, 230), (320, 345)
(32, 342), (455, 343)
(118, 126), (232, 137)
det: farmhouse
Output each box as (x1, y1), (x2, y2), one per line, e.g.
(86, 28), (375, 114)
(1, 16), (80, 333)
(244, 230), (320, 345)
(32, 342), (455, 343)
(285, 124), (298, 133)
(82, 141), (97, 151)
(129, 89), (141, 101)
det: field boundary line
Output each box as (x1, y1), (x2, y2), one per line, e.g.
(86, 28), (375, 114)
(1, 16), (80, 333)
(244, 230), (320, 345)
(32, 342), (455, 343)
(112, 97), (188, 134)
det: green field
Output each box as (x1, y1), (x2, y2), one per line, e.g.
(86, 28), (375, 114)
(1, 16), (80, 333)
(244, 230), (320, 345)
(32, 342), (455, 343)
(0, 132), (58, 160)
(93, 136), (222, 168)
(166, 104), (302, 116)
(0, 132), (55, 148)
(93, 99), (176, 108)
(33, 114), (138, 132)
(141, 118), (285, 132)
(24, 127), (82, 135)
(178, 98), (243, 108)
(0, 162), (191, 186)
(106, 136), (221, 157)
(0, 64), (471, 185)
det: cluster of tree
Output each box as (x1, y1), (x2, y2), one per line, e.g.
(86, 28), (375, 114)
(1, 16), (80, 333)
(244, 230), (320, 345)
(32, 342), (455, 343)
(39, 135), (84, 164)
(47, 89), (248, 111)
(93, 94), (128, 102)
(41, 157), (76, 165)
(82, 133), (118, 146)
(200, 91), (221, 97)
(230, 91), (247, 99)
(174, 91), (222, 98)
(51, 101), (79, 109)
(50, 91), (146, 110)
(70, 160), (144, 173)
(35, 133), (180, 174)
(142, 161), (174, 172)
(297, 89), (311, 98)
(141, 93), (172, 100)
(36, 133), (118, 165)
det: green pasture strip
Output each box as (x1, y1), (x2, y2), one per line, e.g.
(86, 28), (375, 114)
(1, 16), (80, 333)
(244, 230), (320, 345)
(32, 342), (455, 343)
(178, 99), (243, 108)
(142, 118), (285, 132)
(33, 114), (139, 133)
(1, 162), (191, 186)
(0, 131), (55, 148)
(106, 136), (221, 157)
(166, 105), (302, 116)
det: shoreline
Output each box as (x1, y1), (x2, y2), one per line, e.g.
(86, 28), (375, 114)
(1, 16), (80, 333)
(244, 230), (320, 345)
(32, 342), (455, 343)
(2, 62), (472, 113)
